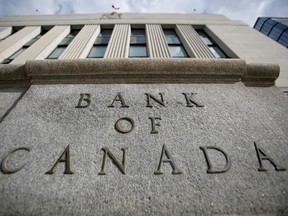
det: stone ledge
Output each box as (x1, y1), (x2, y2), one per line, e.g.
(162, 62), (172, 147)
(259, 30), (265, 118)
(0, 59), (279, 87)
(0, 64), (30, 87)
(25, 58), (246, 75)
(242, 63), (280, 87)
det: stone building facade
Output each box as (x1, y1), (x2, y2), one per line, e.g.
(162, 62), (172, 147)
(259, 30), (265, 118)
(0, 13), (288, 215)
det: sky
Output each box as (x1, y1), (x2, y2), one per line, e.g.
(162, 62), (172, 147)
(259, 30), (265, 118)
(0, 0), (287, 26)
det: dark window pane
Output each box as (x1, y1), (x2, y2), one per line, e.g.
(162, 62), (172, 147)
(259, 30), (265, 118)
(10, 48), (27, 60)
(165, 35), (181, 44)
(95, 36), (111, 45)
(278, 31), (288, 47)
(163, 29), (177, 36)
(2, 48), (26, 64)
(254, 18), (269, 30)
(58, 30), (79, 46)
(131, 29), (145, 36)
(130, 35), (146, 44)
(197, 31), (213, 45)
(68, 30), (79, 37)
(272, 18), (288, 26)
(94, 29), (112, 45)
(130, 29), (146, 44)
(47, 47), (65, 59)
(261, 19), (278, 35)
(101, 30), (113, 35)
(268, 24), (285, 41)
(168, 46), (187, 57)
(24, 38), (37, 47)
(209, 46), (226, 58)
(163, 29), (181, 44)
(88, 46), (107, 58)
(196, 30), (227, 58)
(129, 29), (147, 57)
(129, 46), (147, 57)
(59, 37), (74, 46)
(1, 59), (12, 64)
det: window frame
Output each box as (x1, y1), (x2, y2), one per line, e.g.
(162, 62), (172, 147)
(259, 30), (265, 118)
(196, 29), (228, 58)
(129, 28), (148, 58)
(163, 29), (188, 58)
(1, 29), (47, 64)
(47, 29), (80, 60)
(87, 29), (113, 59)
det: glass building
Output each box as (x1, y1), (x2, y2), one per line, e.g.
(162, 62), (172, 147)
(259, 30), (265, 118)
(254, 17), (288, 48)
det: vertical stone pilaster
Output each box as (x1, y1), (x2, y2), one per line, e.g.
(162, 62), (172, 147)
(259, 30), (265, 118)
(0, 26), (41, 63)
(146, 24), (170, 58)
(176, 25), (214, 58)
(0, 27), (12, 40)
(11, 25), (70, 64)
(60, 25), (100, 59)
(105, 24), (130, 58)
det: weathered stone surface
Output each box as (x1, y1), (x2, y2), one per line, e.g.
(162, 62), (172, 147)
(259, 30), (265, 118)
(0, 88), (27, 122)
(0, 64), (30, 87)
(0, 83), (287, 215)
(0, 59), (280, 87)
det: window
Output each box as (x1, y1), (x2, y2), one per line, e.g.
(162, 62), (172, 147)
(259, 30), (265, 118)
(1, 30), (47, 64)
(47, 30), (79, 59)
(129, 29), (147, 58)
(254, 18), (269, 31)
(278, 30), (288, 47)
(163, 29), (187, 58)
(260, 19), (278, 35)
(87, 29), (112, 58)
(196, 30), (227, 58)
(268, 23), (287, 41)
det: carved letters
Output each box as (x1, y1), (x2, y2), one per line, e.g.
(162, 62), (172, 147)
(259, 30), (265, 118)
(98, 147), (128, 175)
(154, 144), (182, 175)
(0, 143), (286, 176)
(45, 145), (74, 175)
(75, 93), (91, 108)
(114, 117), (135, 134)
(200, 146), (231, 173)
(0, 92), (286, 177)
(254, 142), (286, 171)
(75, 92), (204, 108)
(0, 147), (30, 174)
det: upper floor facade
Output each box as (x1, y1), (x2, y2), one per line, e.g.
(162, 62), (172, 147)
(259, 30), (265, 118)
(0, 13), (288, 88)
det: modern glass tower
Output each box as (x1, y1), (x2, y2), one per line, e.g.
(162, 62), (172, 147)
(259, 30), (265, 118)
(254, 17), (288, 48)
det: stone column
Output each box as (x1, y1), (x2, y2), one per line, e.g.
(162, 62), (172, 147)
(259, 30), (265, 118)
(176, 25), (214, 58)
(146, 24), (170, 58)
(105, 24), (130, 58)
(60, 25), (100, 59)
(11, 25), (70, 64)
(0, 26), (41, 63)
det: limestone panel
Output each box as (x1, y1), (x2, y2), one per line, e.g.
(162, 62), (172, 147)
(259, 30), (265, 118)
(0, 26), (41, 63)
(0, 83), (287, 214)
(206, 24), (288, 87)
(105, 24), (130, 58)
(176, 25), (214, 58)
(59, 25), (100, 59)
(146, 24), (170, 58)
(11, 26), (70, 64)
(0, 88), (27, 122)
(0, 13), (245, 26)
